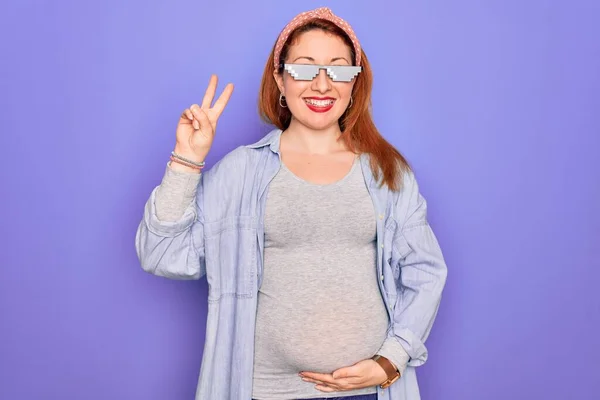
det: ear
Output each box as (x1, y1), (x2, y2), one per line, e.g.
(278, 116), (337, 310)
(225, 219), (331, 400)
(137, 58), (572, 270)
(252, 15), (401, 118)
(273, 69), (285, 95)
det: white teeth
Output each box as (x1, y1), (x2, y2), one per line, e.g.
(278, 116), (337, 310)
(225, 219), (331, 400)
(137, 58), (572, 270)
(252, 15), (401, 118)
(304, 99), (334, 107)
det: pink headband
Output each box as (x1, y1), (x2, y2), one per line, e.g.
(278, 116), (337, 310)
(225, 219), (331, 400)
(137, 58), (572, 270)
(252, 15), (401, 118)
(273, 7), (362, 70)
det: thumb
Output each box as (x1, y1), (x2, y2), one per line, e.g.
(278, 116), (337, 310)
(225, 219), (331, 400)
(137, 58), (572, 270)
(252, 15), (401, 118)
(333, 366), (356, 379)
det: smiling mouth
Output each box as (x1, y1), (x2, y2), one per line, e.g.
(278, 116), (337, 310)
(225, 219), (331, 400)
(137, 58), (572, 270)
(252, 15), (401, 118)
(303, 98), (336, 107)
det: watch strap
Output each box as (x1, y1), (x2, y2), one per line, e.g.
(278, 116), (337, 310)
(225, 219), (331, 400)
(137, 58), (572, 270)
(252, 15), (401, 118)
(372, 354), (400, 388)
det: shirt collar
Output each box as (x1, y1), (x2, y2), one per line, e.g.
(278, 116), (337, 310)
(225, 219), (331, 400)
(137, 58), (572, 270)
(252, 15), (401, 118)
(245, 128), (283, 153)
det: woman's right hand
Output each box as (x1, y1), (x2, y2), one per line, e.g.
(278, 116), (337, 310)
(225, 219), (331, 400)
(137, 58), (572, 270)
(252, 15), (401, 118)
(174, 74), (234, 166)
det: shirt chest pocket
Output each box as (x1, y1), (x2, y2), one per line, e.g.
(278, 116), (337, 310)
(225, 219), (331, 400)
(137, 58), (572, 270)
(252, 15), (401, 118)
(204, 216), (257, 302)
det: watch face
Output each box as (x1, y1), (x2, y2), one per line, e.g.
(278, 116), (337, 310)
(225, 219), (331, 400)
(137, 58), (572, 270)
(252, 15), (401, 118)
(381, 373), (400, 388)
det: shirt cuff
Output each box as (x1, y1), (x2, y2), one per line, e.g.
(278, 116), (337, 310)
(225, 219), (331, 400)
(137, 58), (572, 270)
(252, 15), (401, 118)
(376, 336), (411, 376)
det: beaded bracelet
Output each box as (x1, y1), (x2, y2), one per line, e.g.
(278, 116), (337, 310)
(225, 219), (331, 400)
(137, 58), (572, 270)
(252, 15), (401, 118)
(169, 155), (203, 170)
(171, 151), (206, 168)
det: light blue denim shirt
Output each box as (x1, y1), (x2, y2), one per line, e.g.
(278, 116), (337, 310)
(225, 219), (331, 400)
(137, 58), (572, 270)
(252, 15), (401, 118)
(135, 128), (448, 400)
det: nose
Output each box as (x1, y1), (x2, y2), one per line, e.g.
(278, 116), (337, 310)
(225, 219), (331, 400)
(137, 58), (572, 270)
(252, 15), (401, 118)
(311, 68), (332, 93)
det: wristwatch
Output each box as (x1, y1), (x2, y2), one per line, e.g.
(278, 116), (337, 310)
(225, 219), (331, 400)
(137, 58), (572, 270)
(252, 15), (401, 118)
(372, 354), (401, 389)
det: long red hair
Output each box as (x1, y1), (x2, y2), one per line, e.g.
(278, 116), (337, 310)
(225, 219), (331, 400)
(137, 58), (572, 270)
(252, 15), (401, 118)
(258, 18), (411, 191)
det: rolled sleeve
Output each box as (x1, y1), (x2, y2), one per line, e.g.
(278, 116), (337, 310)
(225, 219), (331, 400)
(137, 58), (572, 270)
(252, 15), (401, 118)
(391, 172), (448, 367)
(135, 168), (206, 280)
(377, 336), (411, 376)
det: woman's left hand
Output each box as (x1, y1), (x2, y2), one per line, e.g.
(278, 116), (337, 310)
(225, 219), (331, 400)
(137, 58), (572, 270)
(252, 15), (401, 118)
(299, 358), (388, 392)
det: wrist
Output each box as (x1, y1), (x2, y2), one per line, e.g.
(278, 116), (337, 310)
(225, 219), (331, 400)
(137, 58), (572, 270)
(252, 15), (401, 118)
(170, 147), (206, 174)
(168, 160), (202, 174)
(372, 354), (401, 389)
(173, 145), (206, 164)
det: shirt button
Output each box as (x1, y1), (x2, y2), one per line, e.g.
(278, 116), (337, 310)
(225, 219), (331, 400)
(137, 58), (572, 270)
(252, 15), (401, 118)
(380, 274), (384, 281)
(379, 214), (384, 220)
(381, 244), (384, 248)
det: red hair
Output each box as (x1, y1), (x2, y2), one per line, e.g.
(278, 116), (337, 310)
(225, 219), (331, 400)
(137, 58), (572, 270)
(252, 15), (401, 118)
(258, 18), (411, 191)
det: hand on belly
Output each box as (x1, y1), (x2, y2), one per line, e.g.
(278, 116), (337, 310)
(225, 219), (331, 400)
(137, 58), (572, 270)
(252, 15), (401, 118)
(255, 304), (387, 372)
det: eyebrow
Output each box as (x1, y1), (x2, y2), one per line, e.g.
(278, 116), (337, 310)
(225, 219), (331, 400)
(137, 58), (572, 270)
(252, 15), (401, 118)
(292, 56), (350, 64)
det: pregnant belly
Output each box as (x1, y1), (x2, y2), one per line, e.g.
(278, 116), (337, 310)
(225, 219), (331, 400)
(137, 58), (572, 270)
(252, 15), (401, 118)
(254, 294), (389, 373)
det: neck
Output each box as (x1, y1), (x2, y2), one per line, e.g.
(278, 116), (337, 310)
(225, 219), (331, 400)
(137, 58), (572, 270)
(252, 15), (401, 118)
(282, 118), (347, 155)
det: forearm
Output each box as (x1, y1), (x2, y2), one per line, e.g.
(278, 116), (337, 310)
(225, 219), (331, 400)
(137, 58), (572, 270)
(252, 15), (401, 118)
(155, 162), (202, 221)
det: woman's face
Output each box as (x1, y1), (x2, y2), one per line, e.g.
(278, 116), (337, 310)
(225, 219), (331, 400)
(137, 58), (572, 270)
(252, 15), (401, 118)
(274, 29), (356, 132)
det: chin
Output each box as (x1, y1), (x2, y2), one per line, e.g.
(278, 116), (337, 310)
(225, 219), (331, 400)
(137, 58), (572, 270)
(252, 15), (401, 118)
(301, 118), (338, 131)
(297, 111), (344, 131)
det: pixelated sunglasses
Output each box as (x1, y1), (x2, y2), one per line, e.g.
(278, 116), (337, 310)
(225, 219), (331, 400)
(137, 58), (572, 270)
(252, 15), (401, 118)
(282, 63), (362, 82)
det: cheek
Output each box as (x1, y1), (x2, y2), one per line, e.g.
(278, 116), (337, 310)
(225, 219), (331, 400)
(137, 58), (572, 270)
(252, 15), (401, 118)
(334, 83), (354, 98)
(284, 81), (310, 97)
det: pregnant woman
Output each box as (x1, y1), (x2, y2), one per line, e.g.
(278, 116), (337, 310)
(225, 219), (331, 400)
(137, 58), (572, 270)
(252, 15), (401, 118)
(136, 7), (448, 400)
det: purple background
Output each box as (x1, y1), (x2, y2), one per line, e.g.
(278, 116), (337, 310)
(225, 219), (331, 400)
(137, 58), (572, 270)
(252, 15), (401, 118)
(1, 1), (599, 399)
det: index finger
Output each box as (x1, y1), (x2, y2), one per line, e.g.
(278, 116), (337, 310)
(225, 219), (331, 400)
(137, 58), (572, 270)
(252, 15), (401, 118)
(201, 74), (218, 109)
(212, 83), (234, 118)
(300, 372), (337, 385)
